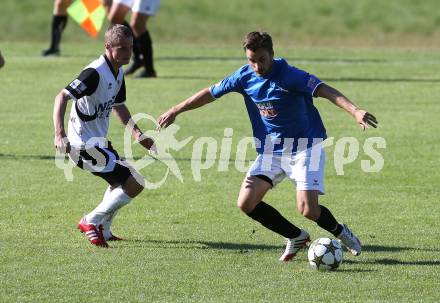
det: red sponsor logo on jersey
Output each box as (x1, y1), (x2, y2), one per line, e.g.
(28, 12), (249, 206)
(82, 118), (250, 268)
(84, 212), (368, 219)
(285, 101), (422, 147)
(257, 101), (278, 118)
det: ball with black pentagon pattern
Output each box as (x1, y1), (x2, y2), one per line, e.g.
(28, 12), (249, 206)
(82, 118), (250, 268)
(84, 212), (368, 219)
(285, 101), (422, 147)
(307, 237), (343, 270)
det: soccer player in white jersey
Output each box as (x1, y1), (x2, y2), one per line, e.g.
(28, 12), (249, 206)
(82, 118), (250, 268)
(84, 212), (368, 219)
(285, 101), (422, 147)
(108, 0), (160, 77)
(53, 24), (155, 247)
(158, 32), (378, 260)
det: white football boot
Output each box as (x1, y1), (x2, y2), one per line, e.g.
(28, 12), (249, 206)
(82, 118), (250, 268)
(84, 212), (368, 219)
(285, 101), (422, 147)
(279, 229), (311, 262)
(337, 224), (362, 256)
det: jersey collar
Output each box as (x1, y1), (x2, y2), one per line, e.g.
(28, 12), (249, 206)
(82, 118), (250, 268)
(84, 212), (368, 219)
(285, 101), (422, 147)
(103, 55), (119, 79)
(263, 59), (278, 79)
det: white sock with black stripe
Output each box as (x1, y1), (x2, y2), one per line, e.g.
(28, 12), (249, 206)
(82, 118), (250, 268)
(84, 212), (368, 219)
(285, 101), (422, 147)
(86, 186), (132, 226)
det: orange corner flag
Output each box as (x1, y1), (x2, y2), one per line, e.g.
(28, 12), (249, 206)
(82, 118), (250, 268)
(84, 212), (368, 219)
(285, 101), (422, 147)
(67, 0), (106, 38)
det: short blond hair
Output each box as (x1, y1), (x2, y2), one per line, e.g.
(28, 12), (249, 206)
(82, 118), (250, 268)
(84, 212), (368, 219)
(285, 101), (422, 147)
(104, 24), (132, 47)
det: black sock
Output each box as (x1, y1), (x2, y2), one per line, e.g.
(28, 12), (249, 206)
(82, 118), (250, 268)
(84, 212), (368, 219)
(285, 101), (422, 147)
(122, 21), (132, 33)
(246, 201), (301, 239)
(122, 21), (141, 63)
(316, 205), (342, 237)
(136, 30), (154, 73)
(50, 15), (68, 50)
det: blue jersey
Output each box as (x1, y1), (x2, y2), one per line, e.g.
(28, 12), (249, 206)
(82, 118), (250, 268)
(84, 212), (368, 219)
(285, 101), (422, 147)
(209, 58), (327, 154)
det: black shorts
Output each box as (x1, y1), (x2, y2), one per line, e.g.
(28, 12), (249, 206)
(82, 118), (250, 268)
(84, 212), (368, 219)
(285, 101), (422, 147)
(70, 142), (132, 186)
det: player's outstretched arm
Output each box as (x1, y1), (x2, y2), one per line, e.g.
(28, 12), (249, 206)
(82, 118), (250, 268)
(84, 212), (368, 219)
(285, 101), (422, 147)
(314, 83), (378, 130)
(157, 88), (215, 129)
(112, 104), (155, 151)
(53, 90), (71, 153)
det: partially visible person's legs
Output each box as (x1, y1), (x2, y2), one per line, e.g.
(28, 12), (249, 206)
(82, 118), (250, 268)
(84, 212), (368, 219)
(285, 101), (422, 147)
(296, 190), (321, 221)
(74, 145), (145, 247)
(128, 12), (155, 77)
(237, 176), (271, 213)
(108, 0), (133, 34)
(52, 0), (72, 14)
(0, 51), (5, 69)
(127, 0), (160, 77)
(43, 0), (112, 56)
(238, 175), (306, 241)
(238, 176), (310, 262)
(297, 190), (341, 235)
(108, 0), (132, 24)
(238, 155), (310, 261)
(108, 1), (143, 73)
(296, 189), (362, 256)
(42, 0), (73, 56)
(84, 156), (144, 219)
(101, 0), (114, 14)
(291, 146), (362, 255)
(92, 172), (144, 241)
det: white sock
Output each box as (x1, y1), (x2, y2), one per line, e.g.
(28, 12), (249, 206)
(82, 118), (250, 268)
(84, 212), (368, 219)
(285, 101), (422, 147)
(99, 186), (116, 239)
(103, 185), (112, 201)
(85, 186), (132, 225)
(102, 210), (118, 239)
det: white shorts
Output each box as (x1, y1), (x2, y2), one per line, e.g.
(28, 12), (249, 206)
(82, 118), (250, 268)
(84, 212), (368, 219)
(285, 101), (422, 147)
(114, 0), (160, 15)
(247, 146), (325, 194)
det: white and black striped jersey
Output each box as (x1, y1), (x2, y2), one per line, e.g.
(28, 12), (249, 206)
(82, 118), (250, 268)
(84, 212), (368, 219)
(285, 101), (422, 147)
(64, 55), (126, 148)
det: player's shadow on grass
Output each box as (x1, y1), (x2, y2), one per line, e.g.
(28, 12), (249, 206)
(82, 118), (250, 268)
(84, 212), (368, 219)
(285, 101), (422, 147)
(128, 238), (280, 252)
(344, 258), (440, 266)
(0, 153), (255, 163)
(374, 259), (440, 266)
(342, 244), (440, 266)
(0, 153), (54, 160)
(362, 244), (438, 253)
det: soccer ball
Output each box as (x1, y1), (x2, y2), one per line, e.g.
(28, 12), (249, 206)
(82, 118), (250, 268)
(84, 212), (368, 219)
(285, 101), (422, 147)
(307, 237), (343, 270)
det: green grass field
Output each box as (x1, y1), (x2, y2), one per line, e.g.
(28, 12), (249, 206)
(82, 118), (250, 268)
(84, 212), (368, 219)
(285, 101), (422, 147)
(1, 40), (439, 302)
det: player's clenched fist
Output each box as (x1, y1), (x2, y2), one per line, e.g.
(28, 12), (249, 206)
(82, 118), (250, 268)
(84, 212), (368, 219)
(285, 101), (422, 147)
(54, 134), (71, 154)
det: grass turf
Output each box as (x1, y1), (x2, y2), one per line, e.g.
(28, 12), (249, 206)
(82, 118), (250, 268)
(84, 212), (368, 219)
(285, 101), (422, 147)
(0, 41), (439, 302)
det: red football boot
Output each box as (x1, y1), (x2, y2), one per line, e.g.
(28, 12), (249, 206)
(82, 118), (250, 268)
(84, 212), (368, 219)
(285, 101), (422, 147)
(77, 217), (109, 248)
(107, 233), (125, 241)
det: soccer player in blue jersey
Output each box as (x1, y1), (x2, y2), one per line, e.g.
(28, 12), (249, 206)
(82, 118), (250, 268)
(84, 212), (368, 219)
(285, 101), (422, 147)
(157, 31), (378, 261)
